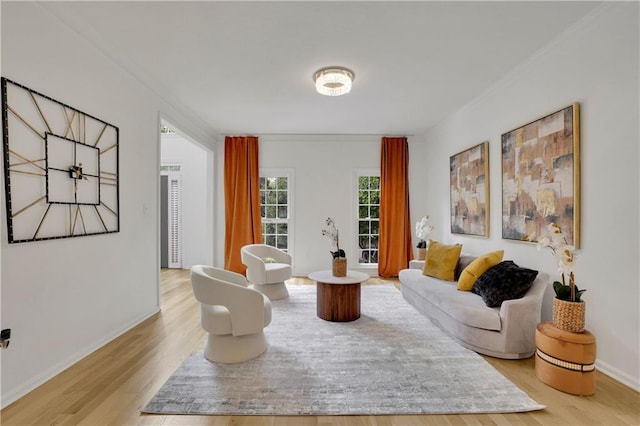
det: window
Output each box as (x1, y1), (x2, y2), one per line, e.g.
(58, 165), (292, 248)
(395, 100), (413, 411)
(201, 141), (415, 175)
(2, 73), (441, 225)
(357, 173), (380, 264)
(260, 171), (291, 252)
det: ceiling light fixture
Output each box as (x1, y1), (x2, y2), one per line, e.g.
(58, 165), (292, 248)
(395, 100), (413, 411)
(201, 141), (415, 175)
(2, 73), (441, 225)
(313, 66), (355, 96)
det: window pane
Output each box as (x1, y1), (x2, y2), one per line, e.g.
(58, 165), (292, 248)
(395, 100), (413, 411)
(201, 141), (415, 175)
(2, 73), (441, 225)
(259, 177), (266, 189)
(265, 235), (276, 246)
(277, 191), (287, 204)
(265, 223), (276, 234)
(266, 191), (277, 204)
(266, 205), (276, 218)
(371, 190), (380, 204)
(370, 205), (379, 219)
(277, 177), (287, 189)
(359, 220), (370, 234)
(371, 250), (379, 263)
(359, 176), (368, 190)
(371, 221), (379, 234)
(277, 223), (288, 234)
(359, 190), (369, 204)
(277, 236), (287, 250)
(277, 206), (287, 219)
(359, 206), (368, 219)
(370, 176), (380, 189)
(266, 177), (277, 189)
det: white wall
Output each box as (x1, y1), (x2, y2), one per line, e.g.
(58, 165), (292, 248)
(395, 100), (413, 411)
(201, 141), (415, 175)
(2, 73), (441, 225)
(0, 2), (215, 407)
(422, 3), (639, 390)
(213, 135), (427, 276)
(161, 132), (214, 268)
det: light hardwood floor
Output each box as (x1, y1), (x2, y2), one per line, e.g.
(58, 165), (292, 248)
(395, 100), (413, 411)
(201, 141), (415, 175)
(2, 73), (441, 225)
(2, 269), (638, 425)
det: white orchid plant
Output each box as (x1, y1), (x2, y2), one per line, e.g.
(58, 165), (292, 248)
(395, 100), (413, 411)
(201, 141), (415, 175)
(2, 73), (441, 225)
(322, 217), (345, 259)
(415, 215), (434, 248)
(537, 223), (585, 302)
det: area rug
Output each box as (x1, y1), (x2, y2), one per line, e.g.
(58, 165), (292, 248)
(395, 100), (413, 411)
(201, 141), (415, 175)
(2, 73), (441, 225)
(142, 285), (545, 415)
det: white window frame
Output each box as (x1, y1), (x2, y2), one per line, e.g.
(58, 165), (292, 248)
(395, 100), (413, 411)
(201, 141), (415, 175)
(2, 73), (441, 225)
(354, 168), (380, 267)
(259, 168), (294, 257)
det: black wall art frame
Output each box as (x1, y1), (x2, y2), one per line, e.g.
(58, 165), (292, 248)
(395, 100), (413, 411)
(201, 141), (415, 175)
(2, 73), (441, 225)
(1, 78), (119, 243)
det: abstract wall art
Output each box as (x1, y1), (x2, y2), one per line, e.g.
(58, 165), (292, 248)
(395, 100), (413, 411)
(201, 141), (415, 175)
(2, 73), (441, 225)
(450, 141), (489, 237)
(501, 103), (580, 247)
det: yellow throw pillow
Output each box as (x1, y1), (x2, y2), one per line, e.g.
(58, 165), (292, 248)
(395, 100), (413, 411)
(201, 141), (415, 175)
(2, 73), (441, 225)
(457, 250), (504, 291)
(423, 240), (462, 281)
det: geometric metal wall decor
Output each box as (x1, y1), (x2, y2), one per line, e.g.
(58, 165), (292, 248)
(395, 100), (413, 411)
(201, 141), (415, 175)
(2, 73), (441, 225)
(1, 78), (119, 243)
(501, 103), (580, 247)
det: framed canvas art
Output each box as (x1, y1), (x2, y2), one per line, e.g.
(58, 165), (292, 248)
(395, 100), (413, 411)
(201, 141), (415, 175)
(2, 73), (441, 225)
(450, 141), (489, 237)
(501, 103), (580, 247)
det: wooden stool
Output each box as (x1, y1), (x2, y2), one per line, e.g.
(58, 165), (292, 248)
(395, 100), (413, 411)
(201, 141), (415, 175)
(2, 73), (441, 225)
(535, 321), (596, 396)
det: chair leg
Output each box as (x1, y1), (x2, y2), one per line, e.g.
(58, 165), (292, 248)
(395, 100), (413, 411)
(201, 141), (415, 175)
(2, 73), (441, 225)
(204, 332), (267, 364)
(253, 282), (289, 300)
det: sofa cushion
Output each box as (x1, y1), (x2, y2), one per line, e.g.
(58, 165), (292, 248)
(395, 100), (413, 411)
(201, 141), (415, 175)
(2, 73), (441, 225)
(399, 269), (501, 331)
(472, 261), (538, 307)
(457, 250), (504, 291)
(454, 255), (477, 281)
(265, 263), (292, 283)
(423, 240), (462, 281)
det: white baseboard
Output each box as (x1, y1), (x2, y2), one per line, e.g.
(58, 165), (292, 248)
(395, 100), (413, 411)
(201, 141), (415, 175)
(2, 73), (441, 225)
(0, 307), (160, 410)
(596, 359), (640, 392)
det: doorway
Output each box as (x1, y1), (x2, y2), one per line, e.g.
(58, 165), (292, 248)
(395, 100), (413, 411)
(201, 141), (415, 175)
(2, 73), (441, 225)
(159, 120), (214, 271)
(160, 165), (182, 268)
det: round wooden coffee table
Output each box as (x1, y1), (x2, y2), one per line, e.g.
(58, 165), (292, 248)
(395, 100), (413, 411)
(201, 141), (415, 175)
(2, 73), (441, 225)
(308, 270), (370, 322)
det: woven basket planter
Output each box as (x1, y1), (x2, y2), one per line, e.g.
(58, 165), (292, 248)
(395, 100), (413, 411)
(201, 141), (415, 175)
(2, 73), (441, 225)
(552, 298), (585, 333)
(417, 248), (426, 261)
(332, 258), (347, 277)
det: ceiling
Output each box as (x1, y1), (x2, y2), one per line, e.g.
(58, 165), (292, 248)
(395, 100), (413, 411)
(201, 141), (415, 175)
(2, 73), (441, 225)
(41, 1), (602, 137)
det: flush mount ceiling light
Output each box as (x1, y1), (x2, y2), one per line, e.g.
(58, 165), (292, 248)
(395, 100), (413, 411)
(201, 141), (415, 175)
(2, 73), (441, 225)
(313, 66), (355, 96)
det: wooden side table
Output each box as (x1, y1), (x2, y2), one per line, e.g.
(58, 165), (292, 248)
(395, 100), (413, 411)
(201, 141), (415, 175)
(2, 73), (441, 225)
(535, 321), (596, 396)
(308, 270), (369, 322)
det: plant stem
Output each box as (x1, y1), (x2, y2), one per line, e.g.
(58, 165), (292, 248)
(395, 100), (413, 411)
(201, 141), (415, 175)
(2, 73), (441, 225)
(570, 271), (576, 302)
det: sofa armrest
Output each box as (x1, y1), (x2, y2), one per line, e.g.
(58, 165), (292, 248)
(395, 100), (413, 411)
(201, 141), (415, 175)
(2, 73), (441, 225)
(498, 273), (548, 353)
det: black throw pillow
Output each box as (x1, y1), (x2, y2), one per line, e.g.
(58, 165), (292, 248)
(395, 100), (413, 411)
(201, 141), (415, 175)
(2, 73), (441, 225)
(471, 261), (538, 307)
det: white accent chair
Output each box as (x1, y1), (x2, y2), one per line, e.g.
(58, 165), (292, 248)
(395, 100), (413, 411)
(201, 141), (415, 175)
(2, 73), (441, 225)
(241, 244), (292, 300)
(190, 265), (272, 363)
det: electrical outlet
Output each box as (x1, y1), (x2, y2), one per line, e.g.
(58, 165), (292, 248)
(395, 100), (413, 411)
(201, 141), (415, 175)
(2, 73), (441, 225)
(1, 328), (11, 348)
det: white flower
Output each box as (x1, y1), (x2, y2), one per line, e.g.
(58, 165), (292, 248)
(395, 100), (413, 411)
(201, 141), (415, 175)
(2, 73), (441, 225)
(415, 215), (434, 240)
(321, 217), (340, 252)
(539, 223), (576, 276)
(536, 236), (551, 251)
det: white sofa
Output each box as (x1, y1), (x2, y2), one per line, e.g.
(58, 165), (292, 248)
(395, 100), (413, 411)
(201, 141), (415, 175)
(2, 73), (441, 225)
(399, 260), (547, 359)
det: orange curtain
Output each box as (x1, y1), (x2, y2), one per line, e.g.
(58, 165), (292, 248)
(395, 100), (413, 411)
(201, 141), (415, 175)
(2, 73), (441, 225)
(378, 137), (413, 277)
(224, 136), (262, 274)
